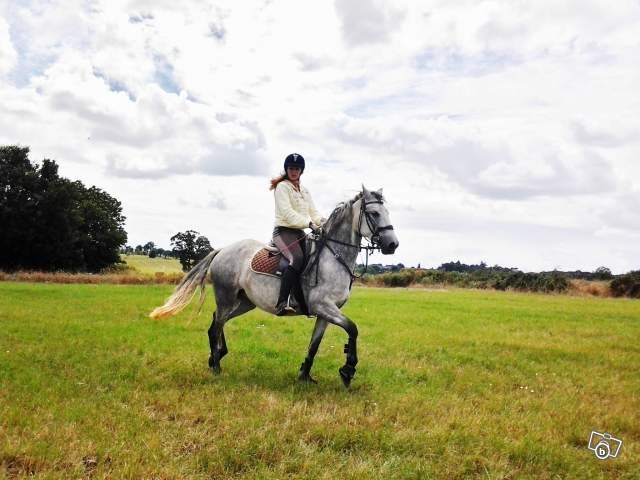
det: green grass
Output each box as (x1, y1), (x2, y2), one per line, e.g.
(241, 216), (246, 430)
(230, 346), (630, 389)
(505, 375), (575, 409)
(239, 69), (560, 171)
(1, 283), (638, 479)
(121, 254), (183, 274)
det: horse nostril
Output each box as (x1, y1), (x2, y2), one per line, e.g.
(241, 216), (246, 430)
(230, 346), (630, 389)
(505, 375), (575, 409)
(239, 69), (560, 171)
(389, 241), (398, 251)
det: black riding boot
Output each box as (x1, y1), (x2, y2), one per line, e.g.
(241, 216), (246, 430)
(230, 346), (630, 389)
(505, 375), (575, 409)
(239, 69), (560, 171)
(292, 279), (310, 316)
(275, 266), (298, 316)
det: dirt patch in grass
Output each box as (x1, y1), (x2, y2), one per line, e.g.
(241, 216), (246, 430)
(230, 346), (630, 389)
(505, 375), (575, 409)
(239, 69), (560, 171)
(2, 454), (42, 477)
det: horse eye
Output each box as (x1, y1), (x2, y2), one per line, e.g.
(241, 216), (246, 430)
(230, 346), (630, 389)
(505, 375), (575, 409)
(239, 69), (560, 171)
(371, 212), (380, 217)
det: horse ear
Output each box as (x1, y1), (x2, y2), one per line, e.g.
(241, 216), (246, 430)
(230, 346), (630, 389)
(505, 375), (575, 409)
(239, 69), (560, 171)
(376, 188), (383, 195)
(361, 184), (370, 196)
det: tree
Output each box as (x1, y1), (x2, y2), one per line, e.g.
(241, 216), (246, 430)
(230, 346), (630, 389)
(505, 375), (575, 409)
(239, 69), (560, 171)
(594, 266), (613, 280)
(143, 241), (155, 255)
(149, 247), (165, 258)
(195, 235), (213, 261)
(0, 145), (127, 271)
(171, 230), (213, 271)
(75, 185), (127, 271)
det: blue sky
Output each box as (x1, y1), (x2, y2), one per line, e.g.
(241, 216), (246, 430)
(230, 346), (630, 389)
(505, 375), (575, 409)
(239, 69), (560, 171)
(1, 0), (639, 272)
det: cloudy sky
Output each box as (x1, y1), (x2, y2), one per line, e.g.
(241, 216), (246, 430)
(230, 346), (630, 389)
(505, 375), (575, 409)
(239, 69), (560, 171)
(1, 0), (639, 273)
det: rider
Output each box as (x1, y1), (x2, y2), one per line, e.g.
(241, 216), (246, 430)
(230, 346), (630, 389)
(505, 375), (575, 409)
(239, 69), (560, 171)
(270, 153), (325, 316)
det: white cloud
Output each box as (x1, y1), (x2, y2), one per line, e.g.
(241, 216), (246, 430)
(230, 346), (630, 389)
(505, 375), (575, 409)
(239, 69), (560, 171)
(334, 0), (406, 47)
(0, 16), (17, 75)
(1, 0), (639, 273)
(572, 117), (639, 148)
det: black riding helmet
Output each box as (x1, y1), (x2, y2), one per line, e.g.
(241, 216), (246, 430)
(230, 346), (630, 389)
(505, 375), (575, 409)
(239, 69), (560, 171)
(284, 153), (305, 173)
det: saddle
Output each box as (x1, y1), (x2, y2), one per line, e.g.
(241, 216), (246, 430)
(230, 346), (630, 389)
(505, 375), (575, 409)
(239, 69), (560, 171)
(250, 244), (286, 278)
(250, 242), (313, 316)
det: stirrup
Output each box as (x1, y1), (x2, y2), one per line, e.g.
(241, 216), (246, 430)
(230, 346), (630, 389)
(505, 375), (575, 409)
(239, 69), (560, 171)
(276, 296), (296, 316)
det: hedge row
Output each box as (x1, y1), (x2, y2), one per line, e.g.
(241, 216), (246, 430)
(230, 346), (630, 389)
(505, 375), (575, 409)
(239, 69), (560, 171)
(359, 269), (569, 293)
(610, 271), (640, 298)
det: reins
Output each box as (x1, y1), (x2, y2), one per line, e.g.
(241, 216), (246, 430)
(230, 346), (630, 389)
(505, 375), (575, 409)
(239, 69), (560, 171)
(278, 233), (307, 252)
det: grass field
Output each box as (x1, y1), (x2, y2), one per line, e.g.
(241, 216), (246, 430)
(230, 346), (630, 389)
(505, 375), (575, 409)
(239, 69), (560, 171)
(1, 283), (638, 479)
(121, 254), (183, 274)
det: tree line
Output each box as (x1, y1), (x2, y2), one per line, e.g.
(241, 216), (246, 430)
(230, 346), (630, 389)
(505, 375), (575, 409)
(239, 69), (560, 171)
(122, 230), (213, 272)
(356, 260), (640, 298)
(436, 261), (614, 280)
(358, 260), (615, 281)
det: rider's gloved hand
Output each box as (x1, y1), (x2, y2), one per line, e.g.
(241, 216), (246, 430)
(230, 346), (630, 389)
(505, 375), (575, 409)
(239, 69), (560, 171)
(309, 221), (323, 234)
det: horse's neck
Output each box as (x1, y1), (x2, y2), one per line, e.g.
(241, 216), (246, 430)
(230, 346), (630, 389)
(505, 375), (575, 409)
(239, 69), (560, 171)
(326, 202), (361, 266)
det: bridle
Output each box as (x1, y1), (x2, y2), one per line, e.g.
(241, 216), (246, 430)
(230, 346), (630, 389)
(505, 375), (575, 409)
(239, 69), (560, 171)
(306, 194), (395, 288)
(357, 198), (395, 249)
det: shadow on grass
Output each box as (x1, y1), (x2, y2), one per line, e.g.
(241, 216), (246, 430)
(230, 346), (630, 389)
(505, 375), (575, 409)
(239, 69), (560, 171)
(155, 356), (375, 400)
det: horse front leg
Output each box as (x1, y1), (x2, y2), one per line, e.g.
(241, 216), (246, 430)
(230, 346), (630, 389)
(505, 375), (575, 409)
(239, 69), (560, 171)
(299, 318), (328, 383)
(315, 304), (359, 388)
(340, 334), (358, 388)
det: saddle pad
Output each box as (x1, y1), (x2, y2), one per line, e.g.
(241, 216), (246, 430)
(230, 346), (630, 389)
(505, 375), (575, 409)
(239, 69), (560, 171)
(250, 248), (282, 277)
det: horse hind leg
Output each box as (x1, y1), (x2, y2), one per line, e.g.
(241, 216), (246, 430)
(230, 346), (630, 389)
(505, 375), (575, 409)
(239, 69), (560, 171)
(207, 311), (224, 374)
(208, 291), (255, 375)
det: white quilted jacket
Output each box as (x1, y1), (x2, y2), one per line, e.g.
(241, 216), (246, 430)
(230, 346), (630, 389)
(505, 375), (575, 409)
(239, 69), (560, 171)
(274, 180), (324, 229)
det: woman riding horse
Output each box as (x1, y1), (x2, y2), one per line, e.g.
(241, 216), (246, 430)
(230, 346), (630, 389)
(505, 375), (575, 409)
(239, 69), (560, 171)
(270, 153), (325, 316)
(149, 180), (399, 387)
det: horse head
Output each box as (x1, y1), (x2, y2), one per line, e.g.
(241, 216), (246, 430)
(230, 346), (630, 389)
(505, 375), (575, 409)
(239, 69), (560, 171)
(358, 186), (398, 255)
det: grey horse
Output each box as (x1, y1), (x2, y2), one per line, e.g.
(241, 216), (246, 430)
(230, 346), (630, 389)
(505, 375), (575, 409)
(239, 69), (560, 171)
(149, 186), (398, 387)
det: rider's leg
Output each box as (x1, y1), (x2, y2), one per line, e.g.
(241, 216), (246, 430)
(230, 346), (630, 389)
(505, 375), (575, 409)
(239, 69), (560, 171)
(288, 231), (309, 314)
(291, 270), (309, 315)
(273, 229), (305, 315)
(275, 265), (298, 315)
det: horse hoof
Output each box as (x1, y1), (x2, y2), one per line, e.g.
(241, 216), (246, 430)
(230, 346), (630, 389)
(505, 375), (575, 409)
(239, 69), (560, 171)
(298, 373), (317, 384)
(339, 366), (354, 388)
(209, 355), (222, 375)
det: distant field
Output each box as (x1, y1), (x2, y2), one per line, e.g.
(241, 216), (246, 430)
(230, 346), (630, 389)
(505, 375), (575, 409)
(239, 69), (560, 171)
(1, 283), (638, 478)
(121, 254), (183, 274)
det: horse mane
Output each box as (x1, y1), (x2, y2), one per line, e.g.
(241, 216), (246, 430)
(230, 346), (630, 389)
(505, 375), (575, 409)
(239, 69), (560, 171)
(323, 192), (362, 232)
(323, 190), (385, 232)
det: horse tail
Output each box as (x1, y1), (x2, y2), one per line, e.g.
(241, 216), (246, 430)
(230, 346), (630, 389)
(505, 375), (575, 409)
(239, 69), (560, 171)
(149, 249), (221, 319)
